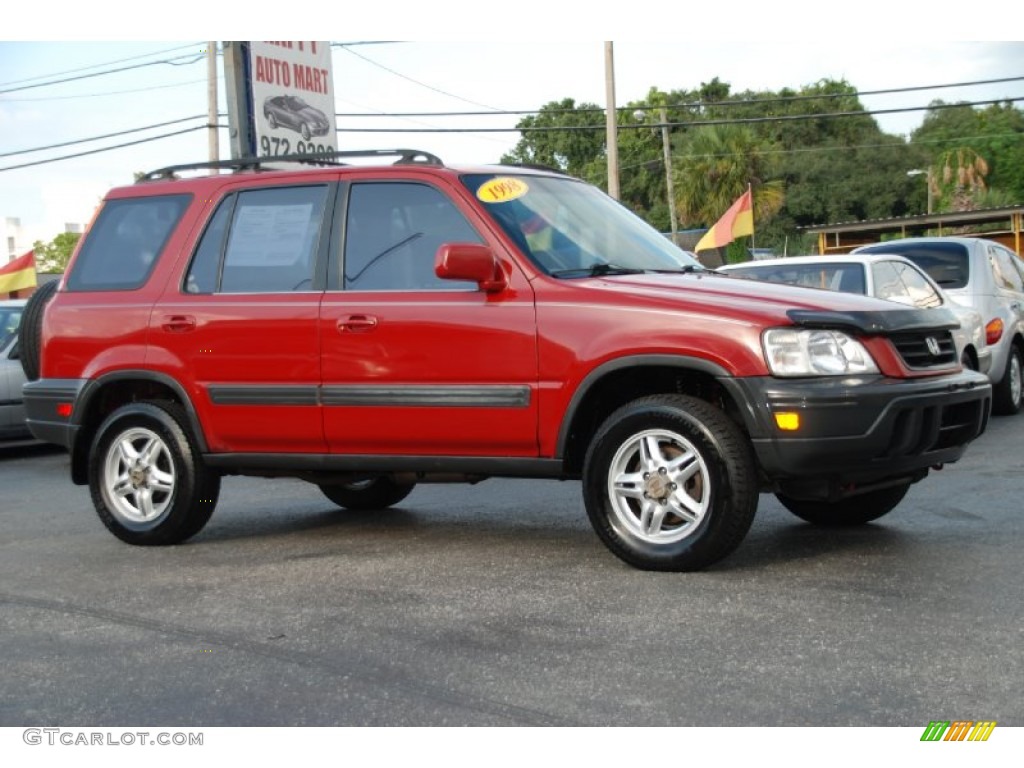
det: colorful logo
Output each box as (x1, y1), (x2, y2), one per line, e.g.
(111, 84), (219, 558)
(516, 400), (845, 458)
(920, 720), (997, 741)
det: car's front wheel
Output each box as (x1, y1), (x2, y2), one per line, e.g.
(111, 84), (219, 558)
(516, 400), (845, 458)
(88, 401), (220, 544)
(582, 395), (759, 571)
(775, 483), (910, 526)
(992, 344), (1022, 415)
(318, 477), (415, 510)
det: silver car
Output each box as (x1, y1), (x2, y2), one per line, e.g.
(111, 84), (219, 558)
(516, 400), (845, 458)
(854, 237), (1024, 415)
(718, 252), (990, 376)
(0, 299), (29, 439)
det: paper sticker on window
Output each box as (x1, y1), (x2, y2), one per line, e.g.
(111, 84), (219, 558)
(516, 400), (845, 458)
(477, 177), (529, 204)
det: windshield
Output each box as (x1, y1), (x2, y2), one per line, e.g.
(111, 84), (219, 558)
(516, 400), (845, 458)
(461, 173), (703, 276)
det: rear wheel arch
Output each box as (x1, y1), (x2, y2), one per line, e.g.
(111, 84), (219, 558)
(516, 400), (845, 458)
(556, 356), (742, 476)
(71, 372), (206, 485)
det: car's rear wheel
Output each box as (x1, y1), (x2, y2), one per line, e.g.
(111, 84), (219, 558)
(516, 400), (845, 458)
(582, 395), (758, 571)
(318, 477), (415, 510)
(775, 483), (910, 526)
(267, 112), (278, 129)
(88, 401), (220, 545)
(18, 279), (58, 381)
(300, 123), (311, 140)
(992, 345), (1022, 415)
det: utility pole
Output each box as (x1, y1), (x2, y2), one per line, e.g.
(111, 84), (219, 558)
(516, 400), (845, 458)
(207, 42), (219, 171)
(659, 107), (678, 245)
(604, 42), (620, 200)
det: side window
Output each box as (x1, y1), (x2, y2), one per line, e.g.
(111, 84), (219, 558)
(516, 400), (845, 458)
(185, 186), (326, 294)
(989, 246), (1024, 292)
(221, 186), (327, 293)
(892, 262), (942, 308)
(344, 182), (483, 291)
(65, 195), (190, 291)
(872, 261), (910, 304)
(184, 197), (233, 294)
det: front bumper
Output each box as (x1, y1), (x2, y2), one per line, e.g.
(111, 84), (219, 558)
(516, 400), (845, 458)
(722, 369), (991, 497)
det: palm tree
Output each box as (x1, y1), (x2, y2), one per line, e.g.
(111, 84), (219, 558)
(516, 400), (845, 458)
(672, 125), (784, 228)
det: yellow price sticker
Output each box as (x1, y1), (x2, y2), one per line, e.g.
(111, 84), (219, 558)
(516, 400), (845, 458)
(477, 177), (529, 204)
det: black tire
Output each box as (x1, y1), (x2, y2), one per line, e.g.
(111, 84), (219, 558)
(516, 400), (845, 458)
(582, 395), (759, 572)
(776, 483), (910, 526)
(992, 345), (1022, 416)
(18, 279), (58, 381)
(319, 477), (415, 510)
(88, 401), (220, 545)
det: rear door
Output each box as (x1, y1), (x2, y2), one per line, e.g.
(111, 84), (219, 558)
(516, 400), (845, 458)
(153, 180), (335, 454)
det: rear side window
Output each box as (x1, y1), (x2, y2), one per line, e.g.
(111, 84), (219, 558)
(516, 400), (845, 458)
(864, 242), (970, 290)
(66, 195), (190, 291)
(988, 246), (1024, 292)
(185, 185), (328, 294)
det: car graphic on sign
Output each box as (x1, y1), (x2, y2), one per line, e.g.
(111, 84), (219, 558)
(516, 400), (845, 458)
(262, 95), (330, 141)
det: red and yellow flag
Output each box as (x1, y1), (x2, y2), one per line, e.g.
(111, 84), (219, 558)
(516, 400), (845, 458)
(694, 187), (754, 252)
(0, 251), (38, 293)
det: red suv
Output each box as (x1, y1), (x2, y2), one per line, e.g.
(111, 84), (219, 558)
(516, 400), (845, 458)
(22, 151), (992, 571)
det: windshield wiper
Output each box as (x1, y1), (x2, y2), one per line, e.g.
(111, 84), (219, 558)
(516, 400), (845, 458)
(550, 263), (648, 278)
(650, 265), (707, 274)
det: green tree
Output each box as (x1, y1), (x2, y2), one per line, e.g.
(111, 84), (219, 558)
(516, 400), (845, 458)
(501, 98), (605, 178)
(32, 231), (81, 273)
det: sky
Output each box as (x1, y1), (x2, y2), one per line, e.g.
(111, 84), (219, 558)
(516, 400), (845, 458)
(2, 3), (1023, 253)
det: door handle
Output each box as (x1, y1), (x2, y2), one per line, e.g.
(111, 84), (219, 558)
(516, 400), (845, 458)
(161, 315), (196, 333)
(338, 314), (378, 332)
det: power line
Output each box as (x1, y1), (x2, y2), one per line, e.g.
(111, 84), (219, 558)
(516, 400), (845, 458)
(0, 77), (210, 103)
(0, 125), (217, 173)
(0, 42), (205, 88)
(333, 43), (507, 113)
(334, 97), (1023, 133)
(0, 51), (209, 96)
(332, 76), (1024, 118)
(0, 115), (209, 158)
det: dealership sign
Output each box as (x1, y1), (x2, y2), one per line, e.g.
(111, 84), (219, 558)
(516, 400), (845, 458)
(225, 41), (337, 159)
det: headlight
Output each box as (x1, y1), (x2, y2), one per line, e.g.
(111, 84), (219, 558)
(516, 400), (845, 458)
(763, 328), (879, 376)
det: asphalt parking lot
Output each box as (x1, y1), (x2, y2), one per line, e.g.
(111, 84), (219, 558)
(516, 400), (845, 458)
(1, 416), (1021, 727)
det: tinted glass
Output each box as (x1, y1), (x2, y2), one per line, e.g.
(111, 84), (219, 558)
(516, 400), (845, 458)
(727, 262), (866, 294)
(344, 182), (482, 291)
(219, 186), (327, 293)
(0, 305), (23, 348)
(859, 242), (970, 289)
(66, 195), (190, 291)
(183, 198), (233, 294)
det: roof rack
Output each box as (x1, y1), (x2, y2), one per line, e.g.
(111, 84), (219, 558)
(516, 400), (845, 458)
(138, 148), (444, 182)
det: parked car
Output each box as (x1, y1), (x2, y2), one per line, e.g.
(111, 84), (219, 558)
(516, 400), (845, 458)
(0, 298), (29, 439)
(19, 152), (992, 571)
(262, 95), (330, 141)
(718, 253), (990, 375)
(853, 237), (1024, 415)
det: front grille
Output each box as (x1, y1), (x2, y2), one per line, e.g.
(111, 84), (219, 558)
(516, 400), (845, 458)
(889, 330), (956, 369)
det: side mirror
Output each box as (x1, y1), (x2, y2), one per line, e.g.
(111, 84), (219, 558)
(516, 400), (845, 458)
(435, 243), (507, 293)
